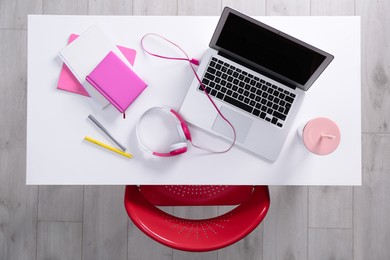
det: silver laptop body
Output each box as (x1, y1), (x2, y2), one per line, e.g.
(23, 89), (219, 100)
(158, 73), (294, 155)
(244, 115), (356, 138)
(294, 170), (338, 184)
(179, 7), (334, 161)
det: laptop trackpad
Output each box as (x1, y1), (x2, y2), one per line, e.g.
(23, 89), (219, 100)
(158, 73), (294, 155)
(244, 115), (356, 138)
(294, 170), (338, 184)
(211, 106), (253, 143)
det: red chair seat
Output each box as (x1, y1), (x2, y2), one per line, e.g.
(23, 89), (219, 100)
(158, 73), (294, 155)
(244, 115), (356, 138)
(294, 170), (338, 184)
(124, 185), (270, 252)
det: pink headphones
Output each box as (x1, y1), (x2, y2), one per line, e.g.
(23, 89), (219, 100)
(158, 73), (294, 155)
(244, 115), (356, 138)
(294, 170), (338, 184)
(138, 34), (237, 157)
(136, 106), (192, 157)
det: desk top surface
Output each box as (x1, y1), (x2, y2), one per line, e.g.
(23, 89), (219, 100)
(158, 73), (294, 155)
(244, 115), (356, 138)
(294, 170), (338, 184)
(27, 15), (361, 185)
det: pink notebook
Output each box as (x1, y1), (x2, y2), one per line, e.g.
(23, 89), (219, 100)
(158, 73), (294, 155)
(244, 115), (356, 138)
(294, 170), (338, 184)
(57, 34), (137, 97)
(86, 51), (147, 114)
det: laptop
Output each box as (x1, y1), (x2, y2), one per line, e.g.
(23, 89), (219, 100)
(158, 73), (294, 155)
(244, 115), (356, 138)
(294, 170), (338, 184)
(179, 7), (334, 161)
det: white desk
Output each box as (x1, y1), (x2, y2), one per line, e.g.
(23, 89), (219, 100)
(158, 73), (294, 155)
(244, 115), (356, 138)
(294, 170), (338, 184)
(27, 15), (361, 185)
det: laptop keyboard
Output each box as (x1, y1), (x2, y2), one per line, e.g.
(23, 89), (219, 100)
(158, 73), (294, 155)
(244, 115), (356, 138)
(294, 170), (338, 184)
(198, 57), (296, 128)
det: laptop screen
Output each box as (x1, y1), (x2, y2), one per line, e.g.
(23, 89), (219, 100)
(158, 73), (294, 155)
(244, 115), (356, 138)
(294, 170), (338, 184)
(210, 8), (334, 90)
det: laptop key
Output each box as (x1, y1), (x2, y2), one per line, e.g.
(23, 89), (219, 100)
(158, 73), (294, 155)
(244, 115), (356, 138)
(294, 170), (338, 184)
(253, 109), (260, 116)
(210, 89), (217, 96)
(224, 95), (253, 113)
(271, 117), (278, 124)
(260, 112), (266, 119)
(204, 73), (215, 81)
(207, 67), (216, 74)
(216, 92), (224, 100)
(285, 95), (294, 103)
(273, 111), (286, 121)
(202, 78), (210, 85)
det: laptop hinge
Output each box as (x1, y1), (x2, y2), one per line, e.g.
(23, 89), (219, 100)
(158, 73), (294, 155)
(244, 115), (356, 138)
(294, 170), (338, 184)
(218, 51), (297, 90)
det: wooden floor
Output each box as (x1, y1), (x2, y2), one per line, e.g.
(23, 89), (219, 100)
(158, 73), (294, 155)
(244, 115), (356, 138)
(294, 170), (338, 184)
(0, 0), (389, 259)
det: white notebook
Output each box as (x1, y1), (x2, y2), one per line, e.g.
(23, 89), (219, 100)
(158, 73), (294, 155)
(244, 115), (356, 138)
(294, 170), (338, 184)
(58, 24), (133, 108)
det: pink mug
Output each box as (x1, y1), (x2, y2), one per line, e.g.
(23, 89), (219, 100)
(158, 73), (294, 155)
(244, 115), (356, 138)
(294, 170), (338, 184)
(297, 117), (341, 155)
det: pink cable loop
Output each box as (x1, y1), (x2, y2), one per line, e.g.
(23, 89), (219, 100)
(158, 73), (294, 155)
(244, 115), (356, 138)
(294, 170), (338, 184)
(140, 33), (236, 153)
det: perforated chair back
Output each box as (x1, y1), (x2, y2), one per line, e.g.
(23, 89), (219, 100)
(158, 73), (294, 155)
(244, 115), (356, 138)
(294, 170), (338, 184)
(124, 185), (270, 252)
(140, 185), (254, 206)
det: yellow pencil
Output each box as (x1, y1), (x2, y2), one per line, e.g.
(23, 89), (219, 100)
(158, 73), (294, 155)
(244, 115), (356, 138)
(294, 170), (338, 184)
(84, 136), (133, 159)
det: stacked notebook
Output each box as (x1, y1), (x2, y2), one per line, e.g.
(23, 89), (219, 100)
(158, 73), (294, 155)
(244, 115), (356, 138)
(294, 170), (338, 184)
(58, 25), (147, 113)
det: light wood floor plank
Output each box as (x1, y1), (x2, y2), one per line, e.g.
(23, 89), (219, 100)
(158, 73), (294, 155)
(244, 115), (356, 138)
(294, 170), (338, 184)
(0, 29), (38, 260)
(37, 221), (82, 260)
(308, 228), (353, 260)
(178, 0), (222, 15)
(266, 0), (310, 15)
(218, 224), (263, 260)
(309, 186), (353, 228)
(82, 186), (128, 260)
(356, 0), (390, 133)
(88, 0), (133, 15)
(38, 186), (84, 222)
(311, 0), (354, 15)
(173, 250), (217, 260)
(263, 186), (308, 260)
(43, 0), (88, 14)
(222, 0), (266, 15)
(354, 134), (390, 260)
(133, 0), (177, 15)
(128, 211), (173, 260)
(0, 0), (42, 29)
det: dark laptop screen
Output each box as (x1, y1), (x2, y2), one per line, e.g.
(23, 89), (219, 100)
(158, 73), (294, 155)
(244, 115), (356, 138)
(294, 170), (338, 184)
(214, 12), (328, 88)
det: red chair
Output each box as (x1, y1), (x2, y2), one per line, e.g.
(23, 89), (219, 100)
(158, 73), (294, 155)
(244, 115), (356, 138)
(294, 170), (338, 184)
(124, 185), (270, 252)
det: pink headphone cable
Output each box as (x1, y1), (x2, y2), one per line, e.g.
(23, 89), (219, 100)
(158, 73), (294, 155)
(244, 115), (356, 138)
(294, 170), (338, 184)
(140, 33), (236, 153)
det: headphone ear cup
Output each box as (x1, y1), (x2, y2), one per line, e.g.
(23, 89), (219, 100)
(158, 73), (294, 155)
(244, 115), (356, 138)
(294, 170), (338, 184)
(169, 142), (188, 155)
(176, 123), (192, 142)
